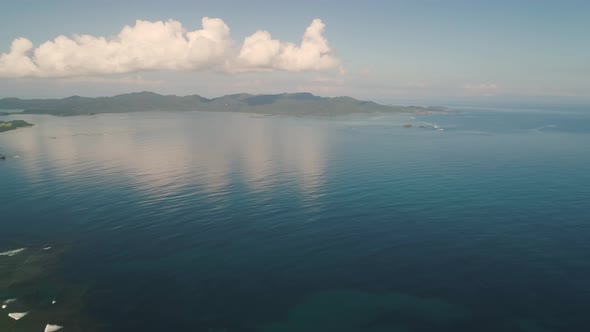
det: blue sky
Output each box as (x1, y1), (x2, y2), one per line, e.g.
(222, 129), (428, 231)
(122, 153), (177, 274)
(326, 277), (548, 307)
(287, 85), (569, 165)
(0, 0), (589, 104)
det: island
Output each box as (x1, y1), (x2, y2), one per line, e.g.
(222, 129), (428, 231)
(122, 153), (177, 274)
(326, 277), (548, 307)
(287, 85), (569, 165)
(0, 120), (34, 133)
(0, 92), (449, 117)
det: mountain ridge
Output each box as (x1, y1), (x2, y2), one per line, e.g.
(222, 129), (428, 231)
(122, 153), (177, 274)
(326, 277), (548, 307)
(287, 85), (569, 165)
(0, 91), (448, 116)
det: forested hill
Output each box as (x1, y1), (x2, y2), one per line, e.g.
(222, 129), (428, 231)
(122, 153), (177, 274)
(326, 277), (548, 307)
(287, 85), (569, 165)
(0, 92), (447, 116)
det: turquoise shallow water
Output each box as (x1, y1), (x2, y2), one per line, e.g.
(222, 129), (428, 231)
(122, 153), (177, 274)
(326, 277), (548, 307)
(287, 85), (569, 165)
(1, 108), (590, 331)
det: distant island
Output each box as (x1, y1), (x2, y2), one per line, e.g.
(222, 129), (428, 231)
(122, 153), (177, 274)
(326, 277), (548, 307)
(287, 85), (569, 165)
(0, 120), (34, 133)
(0, 92), (449, 116)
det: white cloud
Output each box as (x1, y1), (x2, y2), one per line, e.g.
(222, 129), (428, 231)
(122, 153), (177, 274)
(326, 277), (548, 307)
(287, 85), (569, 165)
(0, 18), (340, 78)
(57, 75), (164, 86)
(234, 19), (340, 72)
(462, 83), (500, 96)
(0, 38), (39, 77)
(463, 83), (499, 93)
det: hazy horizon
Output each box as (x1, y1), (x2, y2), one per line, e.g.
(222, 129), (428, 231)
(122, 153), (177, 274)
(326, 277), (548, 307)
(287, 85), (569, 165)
(1, 0), (589, 104)
(3, 91), (590, 111)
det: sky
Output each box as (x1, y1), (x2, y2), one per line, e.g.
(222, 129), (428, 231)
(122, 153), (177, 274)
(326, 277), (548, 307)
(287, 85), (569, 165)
(0, 0), (589, 105)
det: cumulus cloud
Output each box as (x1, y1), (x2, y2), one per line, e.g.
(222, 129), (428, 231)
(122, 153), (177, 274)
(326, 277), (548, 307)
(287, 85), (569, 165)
(234, 19), (340, 72)
(58, 75), (164, 86)
(0, 18), (340, 78)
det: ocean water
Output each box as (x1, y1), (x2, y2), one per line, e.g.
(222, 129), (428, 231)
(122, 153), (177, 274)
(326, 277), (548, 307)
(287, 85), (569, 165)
(1, 108), (590, 332)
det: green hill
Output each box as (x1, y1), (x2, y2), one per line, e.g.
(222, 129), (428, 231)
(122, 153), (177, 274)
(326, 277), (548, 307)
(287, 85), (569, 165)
(0, 120), (34, 133)
(0, 92), (447, 116)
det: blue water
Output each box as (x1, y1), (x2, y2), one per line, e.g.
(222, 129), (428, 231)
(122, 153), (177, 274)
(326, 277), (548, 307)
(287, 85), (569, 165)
(1, 108), (590, 331)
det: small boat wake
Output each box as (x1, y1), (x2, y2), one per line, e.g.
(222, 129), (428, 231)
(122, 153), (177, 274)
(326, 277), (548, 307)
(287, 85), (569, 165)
(0, 248), (26, 257)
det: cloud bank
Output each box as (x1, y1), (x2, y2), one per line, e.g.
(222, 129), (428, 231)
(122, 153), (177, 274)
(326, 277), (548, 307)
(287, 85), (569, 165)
(0, 18), (340, 78)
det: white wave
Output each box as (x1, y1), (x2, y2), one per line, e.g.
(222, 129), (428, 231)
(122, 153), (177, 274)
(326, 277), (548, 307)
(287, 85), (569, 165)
(2, 298), (17, 309)
(534, 124), (557, 131)
(0, 248), (26, 257)
(45, 324), (64, 332)
(8, 312), (28, 320)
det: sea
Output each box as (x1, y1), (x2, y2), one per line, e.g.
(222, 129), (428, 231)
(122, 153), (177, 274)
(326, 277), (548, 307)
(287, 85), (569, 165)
(1, 106), (589, 332)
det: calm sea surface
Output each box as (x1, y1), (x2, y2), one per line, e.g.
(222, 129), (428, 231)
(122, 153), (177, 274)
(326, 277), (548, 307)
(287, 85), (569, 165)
(1, 108), (590, 332)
